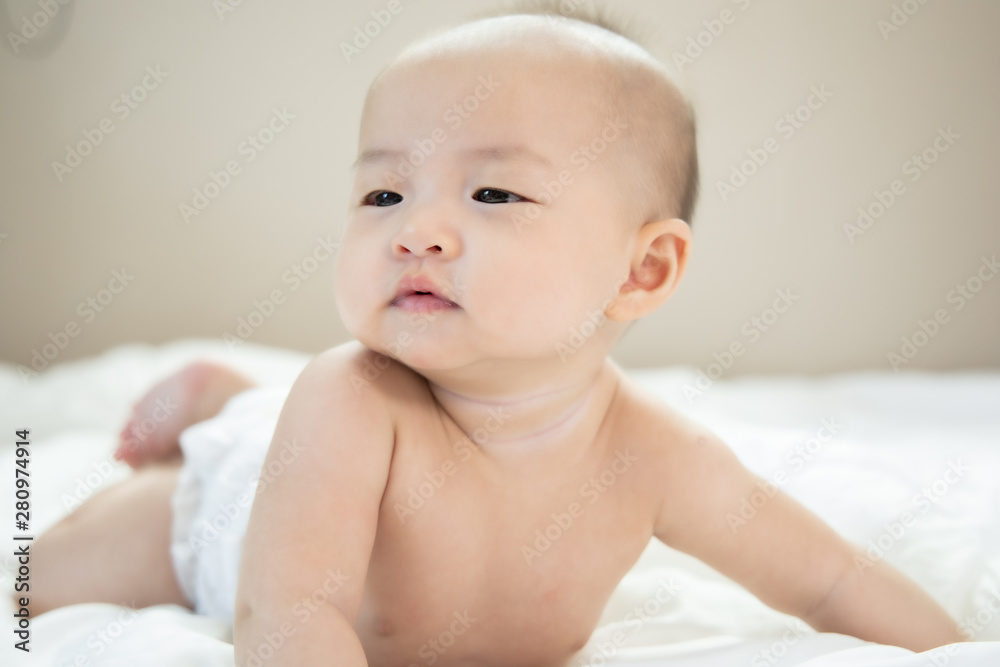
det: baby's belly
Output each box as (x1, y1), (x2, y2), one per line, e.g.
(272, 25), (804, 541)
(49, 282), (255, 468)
(351, 440), (655, 666)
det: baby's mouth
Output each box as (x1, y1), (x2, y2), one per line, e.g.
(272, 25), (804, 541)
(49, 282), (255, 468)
(391, 274), (461, 311)
(391, 291), (460, 314)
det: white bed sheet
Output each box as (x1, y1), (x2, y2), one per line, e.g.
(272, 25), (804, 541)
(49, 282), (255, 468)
(1, 339), (998, 666)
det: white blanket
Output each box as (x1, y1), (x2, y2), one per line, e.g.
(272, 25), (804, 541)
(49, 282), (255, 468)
(2, 339), (999, 666)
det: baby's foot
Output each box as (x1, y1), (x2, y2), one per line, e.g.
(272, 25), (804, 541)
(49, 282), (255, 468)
(114, 360), (253, 469)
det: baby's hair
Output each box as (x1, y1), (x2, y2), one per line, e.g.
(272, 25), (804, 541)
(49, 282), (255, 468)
(492, 0), (646, 43)
(467, 1), (701, 228)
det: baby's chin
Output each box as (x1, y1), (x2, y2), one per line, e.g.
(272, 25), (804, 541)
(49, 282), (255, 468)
(345, 310), (593, 372)
(345, 322), (462, 370)
(373, 341), (473, 374)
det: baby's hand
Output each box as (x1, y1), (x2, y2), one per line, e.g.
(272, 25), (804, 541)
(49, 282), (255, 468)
(653, 428), (964, 653)
(114, 361), (251, 468)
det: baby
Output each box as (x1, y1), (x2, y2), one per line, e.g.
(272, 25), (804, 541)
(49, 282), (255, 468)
(32, 6), (965, 667)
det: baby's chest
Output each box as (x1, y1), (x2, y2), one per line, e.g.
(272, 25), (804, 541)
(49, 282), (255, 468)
(359, 434), (657, 663)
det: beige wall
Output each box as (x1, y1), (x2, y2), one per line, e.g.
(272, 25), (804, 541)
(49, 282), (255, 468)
(1, 0), (998, 375)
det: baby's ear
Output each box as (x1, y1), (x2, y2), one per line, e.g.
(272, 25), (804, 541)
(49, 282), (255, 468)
(605, 218), (691, 322)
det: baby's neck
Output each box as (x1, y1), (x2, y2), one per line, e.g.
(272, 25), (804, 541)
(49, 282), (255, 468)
(424, 359), (621, 462)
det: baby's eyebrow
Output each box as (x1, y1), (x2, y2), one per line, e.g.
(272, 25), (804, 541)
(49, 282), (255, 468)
(351, 148), (399, 170)
(460, 145), (555, 169)
(351, 144), (554, 171)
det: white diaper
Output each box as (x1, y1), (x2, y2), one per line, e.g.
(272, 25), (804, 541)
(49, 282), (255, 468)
(169, 384), (291, 624)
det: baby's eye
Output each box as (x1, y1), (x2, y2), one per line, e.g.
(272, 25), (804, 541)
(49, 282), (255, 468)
(361, 190), (403, 207)
(472, 188), (525, 204)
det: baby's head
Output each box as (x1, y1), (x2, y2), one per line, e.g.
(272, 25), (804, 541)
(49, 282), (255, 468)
(334, 5), (697, 372)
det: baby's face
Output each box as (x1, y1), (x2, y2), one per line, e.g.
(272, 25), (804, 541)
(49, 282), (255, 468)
(334, 51), (635, 370)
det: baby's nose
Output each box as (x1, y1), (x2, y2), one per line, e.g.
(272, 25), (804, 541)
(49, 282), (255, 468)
(391, 212), (459, 259)
(396, 239), (444, 256)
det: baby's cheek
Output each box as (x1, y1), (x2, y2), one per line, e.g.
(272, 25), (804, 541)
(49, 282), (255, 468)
(333, 258), (367, 328)
(511, 287), (588, 339)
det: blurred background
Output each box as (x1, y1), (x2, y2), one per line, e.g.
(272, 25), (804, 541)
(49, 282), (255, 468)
(1, 0), (998, 376)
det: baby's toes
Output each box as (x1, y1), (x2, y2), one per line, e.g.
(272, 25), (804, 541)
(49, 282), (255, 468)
(114, 422), (150, 468)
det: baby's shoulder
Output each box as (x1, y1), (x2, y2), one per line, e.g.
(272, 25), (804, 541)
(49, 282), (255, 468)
(610, 368), (726, 458)
(301, 340), (430, 408)
(271, 341), (429, 457)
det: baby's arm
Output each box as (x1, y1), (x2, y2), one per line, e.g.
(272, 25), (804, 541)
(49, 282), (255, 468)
(233, 345), (395, 666)
(653, 423), (964, 652)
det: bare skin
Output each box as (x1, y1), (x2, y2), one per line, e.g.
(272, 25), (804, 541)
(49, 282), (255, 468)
(233, 342), (963, 667)
(32, 13), (965, 667)
(347, 346), (653, 666)
(31, 343), (964, 666)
